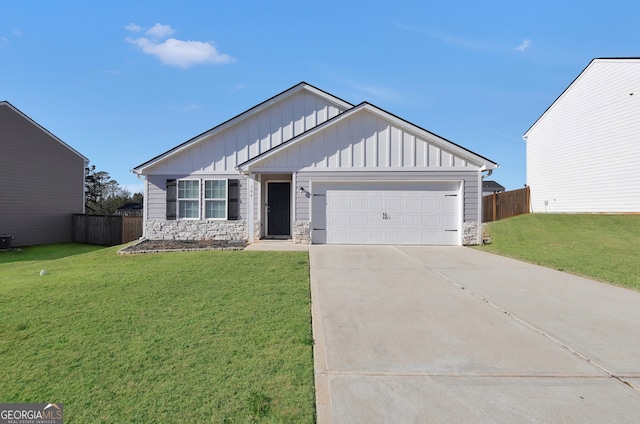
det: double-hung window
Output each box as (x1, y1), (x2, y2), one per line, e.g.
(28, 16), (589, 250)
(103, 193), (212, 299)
(167, 178), (239, 221)
(178, 180), (200, 219)
(205, 180), (227, 219)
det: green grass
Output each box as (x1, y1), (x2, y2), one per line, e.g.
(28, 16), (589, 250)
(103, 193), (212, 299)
(476, 214), (640, 290)
(0, 244), (314, 423)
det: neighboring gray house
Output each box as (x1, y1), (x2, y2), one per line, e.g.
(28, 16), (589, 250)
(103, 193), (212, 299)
(482, 180), (505, 196)
(0, 101), (88, 246)
(525, 57), (640, 212)
(132, 83), (498, 245)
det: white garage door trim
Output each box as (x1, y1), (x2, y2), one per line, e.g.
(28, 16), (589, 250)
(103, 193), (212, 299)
(310, 181), (462, 245)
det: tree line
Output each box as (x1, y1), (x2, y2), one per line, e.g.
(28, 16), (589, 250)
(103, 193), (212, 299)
(85, 165), (143, 215)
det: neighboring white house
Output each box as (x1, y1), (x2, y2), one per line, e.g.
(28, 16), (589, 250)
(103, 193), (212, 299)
(524, 57), (640, 213)
(132, 82), (498, 245)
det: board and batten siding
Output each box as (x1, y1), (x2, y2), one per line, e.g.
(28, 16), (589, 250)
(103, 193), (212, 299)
(295, 170), (480, 223)
(146, 174), (248, 220)
(249, 109), (474, 172)
(526, 59), (640, 213)
(144, 91), (346, 175)
(0, 102), (86, 246)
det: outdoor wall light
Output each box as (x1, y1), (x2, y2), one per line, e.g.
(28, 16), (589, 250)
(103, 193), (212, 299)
(298, 186), (306, 194)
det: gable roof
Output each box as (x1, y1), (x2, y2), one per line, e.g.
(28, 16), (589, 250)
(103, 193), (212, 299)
(0, 100), (89, 162)
(116, 202), (143, 210)
(238, 101), (498, 172)
(132, 82), (353, 174)
(523, 57), (640, 138)
(482, 180), (505, 192)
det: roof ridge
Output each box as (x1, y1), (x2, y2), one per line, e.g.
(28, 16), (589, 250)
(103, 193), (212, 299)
(132, 82), (353, 172)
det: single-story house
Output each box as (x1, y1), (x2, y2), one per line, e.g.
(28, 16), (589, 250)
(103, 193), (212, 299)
(0, 101), (88, 246)
(524, 57), (640, 213)
(115, 202), (144, 216)
(132, 83), (498, 245)
(482, 180), (505, 196)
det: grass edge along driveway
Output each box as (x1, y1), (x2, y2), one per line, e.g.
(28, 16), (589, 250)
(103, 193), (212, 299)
(475, 214), (640, 291)
(0, 244), (315, 423)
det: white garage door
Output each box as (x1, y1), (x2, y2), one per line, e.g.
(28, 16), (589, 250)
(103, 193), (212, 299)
(311, 182), (461, 245)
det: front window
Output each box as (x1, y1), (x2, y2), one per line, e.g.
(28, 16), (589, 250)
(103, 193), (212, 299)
(178, 180), (200, 218)
(205, 180), (227, 219)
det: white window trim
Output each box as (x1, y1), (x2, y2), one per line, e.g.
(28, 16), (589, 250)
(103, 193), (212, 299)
(204, 179), (228, 220)
(177, 179), (201, 220)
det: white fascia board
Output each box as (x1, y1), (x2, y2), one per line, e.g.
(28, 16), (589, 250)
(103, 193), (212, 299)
(239, 102), (498, 172)
(523, 58), (640, 138)
(132, 83), (353, 175)
(237, 104), (361, 172)
(363, 104), (498, 170)
(523, 60), (597, 138)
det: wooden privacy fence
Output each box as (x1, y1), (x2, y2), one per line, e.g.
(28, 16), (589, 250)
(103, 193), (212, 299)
(483, 186), (531, 223)
(73, 214), (143, 246)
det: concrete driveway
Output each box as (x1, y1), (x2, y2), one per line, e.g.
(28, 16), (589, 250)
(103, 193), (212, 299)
(309, 245), (640, 423)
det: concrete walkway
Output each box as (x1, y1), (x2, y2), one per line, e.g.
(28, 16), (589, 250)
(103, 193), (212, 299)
(309, 245), (640, 423)
(244, 240), (309, 251)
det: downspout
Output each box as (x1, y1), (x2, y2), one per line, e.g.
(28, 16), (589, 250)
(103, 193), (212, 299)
(478, 169), (494, 244)
(236, 166), (254, 243)
(131, 169), (147, 238)
(82, 159), (89, 214)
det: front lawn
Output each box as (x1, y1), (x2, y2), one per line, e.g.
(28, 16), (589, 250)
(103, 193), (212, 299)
(476, 214), (640, 290)
(0, 244), (314, 423)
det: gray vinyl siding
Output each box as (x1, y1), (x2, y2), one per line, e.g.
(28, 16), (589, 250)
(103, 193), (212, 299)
(146, 174), (248, 220)
(295, 170), (480, 223)
(0, 103), (86, 246)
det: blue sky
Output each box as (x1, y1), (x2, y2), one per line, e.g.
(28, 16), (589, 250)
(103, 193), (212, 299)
(2, 1), (639, 194)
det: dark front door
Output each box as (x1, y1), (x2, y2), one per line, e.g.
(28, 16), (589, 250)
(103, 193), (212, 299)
(267, 182), (291, 237)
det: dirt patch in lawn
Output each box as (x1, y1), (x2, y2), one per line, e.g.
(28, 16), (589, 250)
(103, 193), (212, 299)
(119, 239), (247, 254)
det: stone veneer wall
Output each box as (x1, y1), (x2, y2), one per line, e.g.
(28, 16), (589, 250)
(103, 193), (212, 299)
(293, 220), (311, 244)
(145, 220), (247, 241)
(291, 220), (475, 245)
(144, 219), (474, 245)
(462, 221), (480, 245)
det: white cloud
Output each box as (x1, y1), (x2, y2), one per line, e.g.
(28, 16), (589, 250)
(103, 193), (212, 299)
(125, 23), (142, 32)
(13, 29), (22, 37)
(351, 82), (404, 103)
(128, 37), (235, 68)
(393, 22), (495, 52)
(167, 103), (201, 111)
(145, 23), (174, 39)
(126, 23), (235, 69)
(320, 67), (406, 104)
(515, 39), (531, 52)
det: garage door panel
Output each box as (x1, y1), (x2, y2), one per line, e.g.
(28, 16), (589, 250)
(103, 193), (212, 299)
(313, 182), (461, 245)
(402, 198), (422, 212)
(400, 214), (420, 226)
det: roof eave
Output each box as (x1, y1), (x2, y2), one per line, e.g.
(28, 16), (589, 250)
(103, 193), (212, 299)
(132, 82), (354, 174)
(524, 57), (640, 138)
(239, 102), (499, 172)
(0, 100), (90, 163)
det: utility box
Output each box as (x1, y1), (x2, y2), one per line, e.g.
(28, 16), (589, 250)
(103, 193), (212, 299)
(0, 235), (14, 250)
